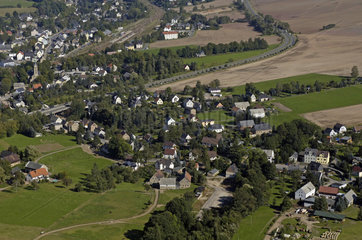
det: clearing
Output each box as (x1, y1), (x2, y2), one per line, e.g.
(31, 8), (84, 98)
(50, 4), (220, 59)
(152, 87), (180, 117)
(150, 22), (279, 49)
(302, 104), (362, 128)
(153, 0), (362, 91)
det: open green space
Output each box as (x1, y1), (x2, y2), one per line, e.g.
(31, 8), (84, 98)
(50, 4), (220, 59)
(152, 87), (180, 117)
(184, 44), (279, 69)
(0, 134), (76, 151)
(145, 45), (198, 55)
(269, 85), (362, 126)
(158, 185), (197, 205)
(0, 0), (36, 16)
(197, 110), (234, 124)
(227, 73), (344, 96)
(39, 147), (112, 181)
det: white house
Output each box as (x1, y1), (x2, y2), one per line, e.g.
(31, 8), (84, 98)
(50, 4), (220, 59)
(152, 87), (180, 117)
(163, 25), (172, 32)
(208, 124), (224, 133)
(295, 182), (315, 200)
(163, 148), (177, 159)
(171, 95), (179, 103)
(250, 94), (256, 102)
(154, 97), (164, 105)
(334, 123), (347, 134)
(155, 159), (174, 170)
(262, 149), (275, 163)
(249, 108), (265, 118)
(165, 117), (176, 126)
(184, 65), (190, 71)
(163, 31), (178, 40)
(16, 51), (24, 61)
(209, 88), (222, 97)
(183, 99), (194, 109)
(113, 96), (122, 105)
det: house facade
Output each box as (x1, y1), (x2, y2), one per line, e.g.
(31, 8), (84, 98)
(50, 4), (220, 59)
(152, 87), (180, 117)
(295, 182), (315, 200)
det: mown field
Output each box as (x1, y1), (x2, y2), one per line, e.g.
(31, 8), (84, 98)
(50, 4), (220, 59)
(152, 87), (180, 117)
(0, 0), (36, 16)
(197, 110), (234, 124)
(269, 85), (362, 125)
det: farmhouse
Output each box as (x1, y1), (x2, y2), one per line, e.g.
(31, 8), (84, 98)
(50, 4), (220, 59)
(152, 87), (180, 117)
(295, 182), (315, 200)
(249, 108), (265, 118)
(163, 31), (178, 40)
(25, 161), (48, 173)
(318, 186), (339, 199)
(26, 168), (49, 182)
(178, 171), (192, 189)
(159, 178), (177, 190)
(148, 170), (164, 186)
(0, 151), (21, 167)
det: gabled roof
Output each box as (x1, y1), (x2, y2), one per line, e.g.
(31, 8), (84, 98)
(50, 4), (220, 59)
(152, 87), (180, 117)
(234, 102), (250, 109)
(253, 123), (271, 131)
(29, 168), (48, 178)
(154, 170), (164, 179)
(319, 186), (338, 195)
(164, 148), (176, 155)
(298, 181), (315, 194)
(183, 171), (192, 182)
(202, 137), (219, 146)
(159, 177), (176, 185)
(238, 120), (255, 128)
(344, 189), (356, 204)
(226, 163), (238, 174)
(25, 161), (42, 170)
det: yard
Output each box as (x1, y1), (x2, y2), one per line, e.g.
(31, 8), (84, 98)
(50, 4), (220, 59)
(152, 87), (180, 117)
(197, 110), (234, 124)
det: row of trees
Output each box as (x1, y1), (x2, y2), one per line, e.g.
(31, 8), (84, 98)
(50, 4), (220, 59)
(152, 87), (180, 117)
(176, 38), (269, 58)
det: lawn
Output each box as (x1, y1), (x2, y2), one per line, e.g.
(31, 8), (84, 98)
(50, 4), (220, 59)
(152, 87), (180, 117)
(39, 147), (112, 181)
(269, 85), (362, 126)
(158, 185), (197, 205)
(0, 0), (36, 16)
(227, 73), (344, 96)
(197, 110), (234, 124)
(232, 206), (276, 240)
(184, 44), (279, 69)
(0, 134), (76, 151)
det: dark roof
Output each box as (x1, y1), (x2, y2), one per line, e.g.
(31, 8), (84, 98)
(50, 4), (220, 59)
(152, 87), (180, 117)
(253, 123), (271, 131)
(164, 148), (176, 155)
(308, 162), (323, 172)
(313, 210), (345, 221)
(202, 137), (219, 146)
(226, 163), (238, 174)
(25, 161), (42, 170)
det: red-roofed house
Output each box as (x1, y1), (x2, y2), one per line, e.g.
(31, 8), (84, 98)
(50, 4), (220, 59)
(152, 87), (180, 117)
(178, 171), (192, 189)
(33, 83), (42, 90)
(318, 186), (339, 199)
(26, 168), (49, 182)
(163, 31), (178, 40)
(163, 148), (177, 159)
(352, 166), (362, 178)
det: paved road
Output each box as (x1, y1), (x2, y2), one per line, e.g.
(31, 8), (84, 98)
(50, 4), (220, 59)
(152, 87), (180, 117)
(33, 189), (159, 240)
(28, 102), (71, 116)
(145, 0), (297, 89)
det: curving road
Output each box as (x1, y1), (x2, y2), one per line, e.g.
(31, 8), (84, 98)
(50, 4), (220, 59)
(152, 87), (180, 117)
(145, 0), (297, 88)
(33, 189), (159, 240)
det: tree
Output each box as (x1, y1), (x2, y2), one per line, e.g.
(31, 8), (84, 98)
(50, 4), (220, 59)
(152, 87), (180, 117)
(358, 207), (362, 221)
(31, 181), (39, 190)
(0, 78), (11, 95)
(280, 196), (292, 212)
(108, 135), (132, 159)
(62, 177), (73, 187)
(0, 167), (6, 184)
(313, 196), (328, 211)
(334, 196), (348, 212)
(76, 131), (83, 144)
(351, 66), (359, 79)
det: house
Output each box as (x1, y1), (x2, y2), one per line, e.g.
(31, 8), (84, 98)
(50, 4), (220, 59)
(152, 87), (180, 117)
(289, 152), (299, 162)
(251, 123), (272, 136)
(303, 148), (330, 165)
(249, 108), (265, 118)
(262, 149), (275, 163)
(209, 88), (222, 97)
(333, 123), (347, 134)
(163, 31), (178, 40)
(351, 166), (362, 177)
(308, 162), (323, 172)
(163, 25), (172, 32)
(163, 141), (177, 150)
(16, 51), (24, 61)
(196, 51), (206, 57)
(125, 43), (135, 50)
(208, 168), (220, 177)
(180, 134), (192, 144)
(113, 96), (122, 105)
(339, 136), (352, 144)
(159, 178), (177, 189)
(183, 99), (194, 109)
(148, 170), (164, 186)
(258, 94), (271, 102)
(202, 136), (220, 148)
(26, 168), (49, 182)
(94, 128), (106, 138)
(344, 189), (357, 207)
(318, 186), (339, 199)
(330, 183), (347, 189)
(226, 164), (238, 178)
(66, 121), (80, 132)
(234, 102), (250, 111)
(163, 148), (177, 159)
(215, 102), (224, 109)
(295, 182), (315, 200)
(207, 151), (218, 161)
(0, 151), (21, 167)
(184, 65), (190, 71)
(178, 171), (192, 189)
(155, 159), (174, 170)
(194, 186), (205, 197)
(154, 97), (163, 105)
(165, 117), (176, 126)
(171, 95), (179, 103)
(238, 120), (255, 130)
(208, 124), (224, 133)
(231, 106), (242, 116)
(135, 41), (143, 49)
(249, 94), (256, 102)
(324, 128), (337, 137)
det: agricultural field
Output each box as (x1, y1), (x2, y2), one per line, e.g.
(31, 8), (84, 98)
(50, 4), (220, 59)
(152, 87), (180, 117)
(0, 134), (76, 152)
(269, 85), (362, 126)
(179, 0), (235, 13)
(150, 22), (280, 49)
(0, 0), (36, 16)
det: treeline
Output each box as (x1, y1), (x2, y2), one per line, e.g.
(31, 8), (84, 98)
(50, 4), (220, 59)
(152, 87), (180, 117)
(176, 38), (268, 58)
(189, 14), (231, 29)
(152, 0), (214, 9)
(140, 149), (275, 239)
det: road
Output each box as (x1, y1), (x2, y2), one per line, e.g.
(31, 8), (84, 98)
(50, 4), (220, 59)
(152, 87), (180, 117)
(33, 189), (159, 240)
(196, 177), (233, 218)
(28, 102), (71, 116)
(145, 0), (297, 89)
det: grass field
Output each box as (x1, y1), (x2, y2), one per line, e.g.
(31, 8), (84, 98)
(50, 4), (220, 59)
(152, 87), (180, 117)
(269, 85), (362, 125)
(197, 110), (234, 124)
(0, 134), (76, 151)
(184, 44), (279, 69)
(0, 0), (36, 16)
(227, 73), (344, 96)
(39, 147), (112, 181)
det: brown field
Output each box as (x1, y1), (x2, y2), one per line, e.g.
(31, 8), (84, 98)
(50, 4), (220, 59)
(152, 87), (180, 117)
(180, 0), (234, 12)
(150, 0), (362, 91)
(150, 22), (279, 48)
(203, 8), (244, 20)
(34, 143), (64, 153)
(302, 104), (362, 128)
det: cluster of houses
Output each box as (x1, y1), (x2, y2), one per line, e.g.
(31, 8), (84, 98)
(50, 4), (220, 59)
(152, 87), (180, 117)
(295, 181), (357, 211)
(324, 123), (355, 145)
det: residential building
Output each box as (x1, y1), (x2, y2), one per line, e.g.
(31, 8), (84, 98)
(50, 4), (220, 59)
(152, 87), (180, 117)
(154, 97), (163, 105)
(238, 120), (255, 130)
(251, 123), (272, 136)
(234, 102), (250, 111)
(159, 178), (177, 189)
(303, 148), (330, 165)
(318, 186), (339, 199)
(163, 148), (177, 159)
(262, 149), (275, 163)
(148, 170), (164, 186)
(155, 159), (174, 170)
(208, 124), (224, 133)
(226, 164), (238, 178)
(25, 161), (48, 173)
(26, 168), (49, 182)
(289, 152), (299, 162)
(249, 108), (265, 118)
(0, 151), (20, 167)
(333, 123), (347, 134)
(178, 171), (192, 189)
(163, 31), (178, 40)
(295, 182), (315, 200)
(208, 168), (219, 177)
(344, 189), (357, 207)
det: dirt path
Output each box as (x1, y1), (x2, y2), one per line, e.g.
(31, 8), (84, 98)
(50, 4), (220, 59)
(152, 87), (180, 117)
(273, 102), (292, 112)
(33, 189), (159, 240)
(34, 145), (80, 163)
(0, 186), (10, 192)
